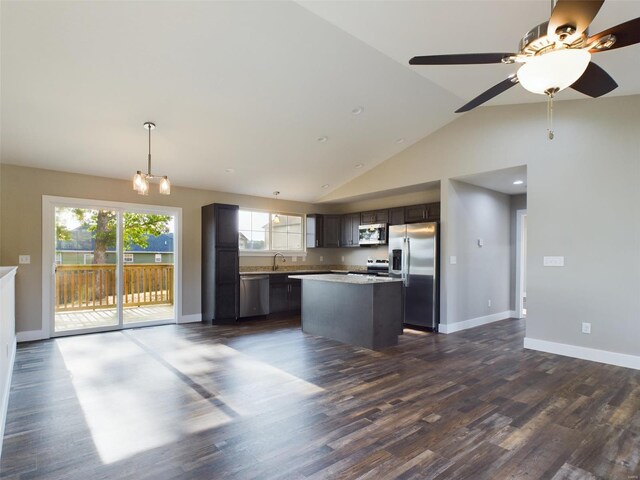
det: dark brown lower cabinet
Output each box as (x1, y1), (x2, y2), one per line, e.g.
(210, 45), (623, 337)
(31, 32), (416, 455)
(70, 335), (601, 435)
(269, 275), (302, 314)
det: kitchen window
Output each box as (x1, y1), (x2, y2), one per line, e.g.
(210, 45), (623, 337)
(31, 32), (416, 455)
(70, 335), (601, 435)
(239, 209), (304, 253)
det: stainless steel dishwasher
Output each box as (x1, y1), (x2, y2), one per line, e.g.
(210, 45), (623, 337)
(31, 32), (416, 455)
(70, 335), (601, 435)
(239, 275), (270, 318)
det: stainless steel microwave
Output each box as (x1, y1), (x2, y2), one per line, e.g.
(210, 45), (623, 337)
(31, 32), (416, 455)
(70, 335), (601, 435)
(358, 224), (388, 245)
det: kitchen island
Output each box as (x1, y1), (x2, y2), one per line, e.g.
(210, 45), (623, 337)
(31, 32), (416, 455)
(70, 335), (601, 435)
(289, 274), (403, 350)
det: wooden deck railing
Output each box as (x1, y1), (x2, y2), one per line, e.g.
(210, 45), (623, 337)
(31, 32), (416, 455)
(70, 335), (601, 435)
(55, 264), (174, 312)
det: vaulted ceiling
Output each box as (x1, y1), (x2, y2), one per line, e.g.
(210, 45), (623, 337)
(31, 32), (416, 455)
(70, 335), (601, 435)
(2, 1), (639, 202)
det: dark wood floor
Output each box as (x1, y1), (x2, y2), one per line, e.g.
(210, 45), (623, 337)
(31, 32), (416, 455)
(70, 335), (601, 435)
(1, 317), (639, 480)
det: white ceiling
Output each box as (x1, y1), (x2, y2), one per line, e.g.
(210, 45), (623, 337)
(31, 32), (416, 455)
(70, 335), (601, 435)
(2, 1), (639, 202)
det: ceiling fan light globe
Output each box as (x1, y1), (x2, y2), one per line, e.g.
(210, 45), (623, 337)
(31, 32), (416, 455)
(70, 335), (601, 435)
(517, 49), (591, 95)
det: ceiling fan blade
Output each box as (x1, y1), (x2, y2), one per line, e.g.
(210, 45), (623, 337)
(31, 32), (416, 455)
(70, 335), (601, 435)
(588, 17), (640, 52)
(570, 62), (618, 97)
(409, 53), (514, 65)
(547, 0), (604, 37)
(455, 76), (519, 113)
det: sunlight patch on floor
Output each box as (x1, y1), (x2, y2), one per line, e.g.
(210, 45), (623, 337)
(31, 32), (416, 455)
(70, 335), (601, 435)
(56, 329), (324, 463)
(56, 333), (233, 464)
(127, 334), (325, 417)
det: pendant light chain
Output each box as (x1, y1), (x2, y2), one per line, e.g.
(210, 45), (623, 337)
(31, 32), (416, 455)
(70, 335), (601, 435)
(547, 93), (555, 140)
(148, 122), (152, 175)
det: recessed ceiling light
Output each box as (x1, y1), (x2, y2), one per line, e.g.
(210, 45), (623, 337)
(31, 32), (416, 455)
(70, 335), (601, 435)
(355, 163), (364, 169)
(351, 106), (364, 115)
(513, 180), (524, 185)
(317, 136), (328, 143)
(225, 168), (235, 173)
(321, 184), (330, 189)
(395, 138), (405, 144)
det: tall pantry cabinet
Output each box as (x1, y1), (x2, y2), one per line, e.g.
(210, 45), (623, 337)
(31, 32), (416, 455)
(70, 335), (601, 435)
(202, 203), (239, 323)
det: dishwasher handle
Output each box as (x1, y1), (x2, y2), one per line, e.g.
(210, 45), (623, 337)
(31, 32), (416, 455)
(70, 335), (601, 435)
(240, 275), (270, 281)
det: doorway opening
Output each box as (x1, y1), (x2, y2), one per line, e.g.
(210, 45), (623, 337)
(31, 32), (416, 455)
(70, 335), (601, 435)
(44, 196), (181, 337)
(515, 209), (527, 318)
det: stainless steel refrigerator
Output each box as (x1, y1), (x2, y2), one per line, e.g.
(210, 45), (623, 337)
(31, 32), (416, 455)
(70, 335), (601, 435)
(388, 222), (439, 330)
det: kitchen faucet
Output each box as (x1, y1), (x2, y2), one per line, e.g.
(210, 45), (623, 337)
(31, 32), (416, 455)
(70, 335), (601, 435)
(273, 252), (286, 271)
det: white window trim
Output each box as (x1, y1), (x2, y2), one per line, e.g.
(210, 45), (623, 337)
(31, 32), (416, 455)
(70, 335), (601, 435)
(238, 208), (306, 256)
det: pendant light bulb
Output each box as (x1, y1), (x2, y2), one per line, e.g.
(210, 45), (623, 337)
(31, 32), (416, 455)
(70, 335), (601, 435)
(139, 176), (150, 196)
(159, 176), (171, 195)
(133, 171), (146, 192)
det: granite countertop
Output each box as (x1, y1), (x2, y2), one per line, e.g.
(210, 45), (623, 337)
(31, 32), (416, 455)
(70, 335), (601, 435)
(239, 269), (343, 276)
(288, 273), (402, 284)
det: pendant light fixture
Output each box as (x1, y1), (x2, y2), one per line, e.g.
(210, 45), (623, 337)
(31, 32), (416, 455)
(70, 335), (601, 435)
(272, 191), (281, 224)
(133, 122), (171, 195)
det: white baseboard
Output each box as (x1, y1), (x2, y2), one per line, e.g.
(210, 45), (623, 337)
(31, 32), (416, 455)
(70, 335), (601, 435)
(524, 337), (640, 371)
(178, 313), (202, 324)
(439, 310), (515, 334)
(16, 329), (48, 342)
(0, 337), (17, 460)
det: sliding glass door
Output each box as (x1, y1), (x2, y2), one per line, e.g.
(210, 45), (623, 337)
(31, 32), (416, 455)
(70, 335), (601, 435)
(122, 209), (175, 325)
(54, 207), (120, 332)
(49, 199), (178, 336)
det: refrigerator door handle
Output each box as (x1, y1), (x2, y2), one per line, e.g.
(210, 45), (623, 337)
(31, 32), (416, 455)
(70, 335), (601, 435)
(406, 237), (411, 287)
(401, 238), (407, 284)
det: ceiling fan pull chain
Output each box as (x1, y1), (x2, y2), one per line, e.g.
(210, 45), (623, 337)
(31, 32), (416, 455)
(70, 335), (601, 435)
(547, 94), (555, 140)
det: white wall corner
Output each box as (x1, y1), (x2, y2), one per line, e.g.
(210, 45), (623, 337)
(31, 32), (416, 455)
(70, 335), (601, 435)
(0, 338), (17, 460)
(439, 311), (514, 334)
(523, 337), (640, 371)
(178, 313), (202, 324)
(16, 330), (48, 342)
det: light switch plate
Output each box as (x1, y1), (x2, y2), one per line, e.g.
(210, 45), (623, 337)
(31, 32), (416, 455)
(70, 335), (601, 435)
(543, 256), (565, 267)
(449, 256), (457, 265)
(582, 322), (591, 334)
(291, 256), (297, 262)
(19, 255), (30, 264)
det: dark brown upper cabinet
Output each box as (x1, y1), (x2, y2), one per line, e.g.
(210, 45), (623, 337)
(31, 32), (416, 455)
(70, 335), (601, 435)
(360, 209), (389, 225)
(404, 203), (441, 223)
(323, 215), (341, 248)
(340, 213), (360, 247)
(388, 207), (405, 226)
(306, 214), (324, 248)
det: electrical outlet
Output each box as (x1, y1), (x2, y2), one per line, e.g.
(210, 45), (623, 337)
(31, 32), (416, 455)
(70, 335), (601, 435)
(582, 322), (591, 334)
(449, 256), (457, 265)
(341, 256), (345, 262)
(478, 239), (484, 247)
(320, 255), (324, 262)
(487, 299), (491, 307)
(543, 256), (565, 267)
(291, 256), (297, 262)
(19, 255), (31, 264)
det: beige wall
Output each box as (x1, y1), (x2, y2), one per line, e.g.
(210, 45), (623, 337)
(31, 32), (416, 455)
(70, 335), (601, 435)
(0, 164), (336, 333)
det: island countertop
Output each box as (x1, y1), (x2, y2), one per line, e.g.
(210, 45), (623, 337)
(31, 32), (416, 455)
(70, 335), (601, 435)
(289, 273), (402, 284)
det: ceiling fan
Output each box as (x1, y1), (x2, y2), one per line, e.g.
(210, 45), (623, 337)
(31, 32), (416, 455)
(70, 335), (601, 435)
(409, 0), (640, 136)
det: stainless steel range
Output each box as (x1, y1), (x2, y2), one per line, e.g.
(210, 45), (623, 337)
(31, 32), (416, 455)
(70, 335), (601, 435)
(366, 259), (389, 276)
